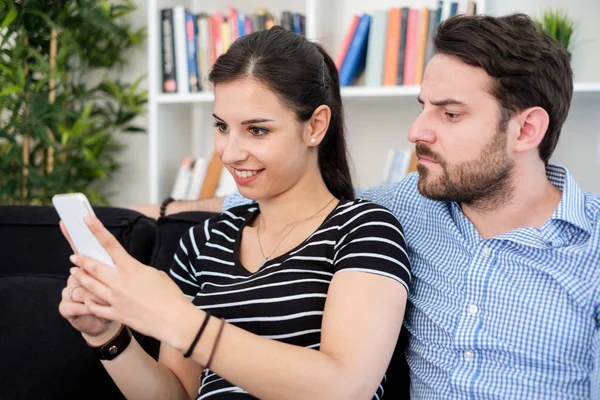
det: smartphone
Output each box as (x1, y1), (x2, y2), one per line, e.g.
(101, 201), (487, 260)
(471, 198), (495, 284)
(52, 193), (115, 268)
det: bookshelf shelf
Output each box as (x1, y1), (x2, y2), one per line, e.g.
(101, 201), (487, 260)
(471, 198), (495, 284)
(573, 82), (600, 93)
(156, 92), (214, 104)
(154, 82), (600, 105)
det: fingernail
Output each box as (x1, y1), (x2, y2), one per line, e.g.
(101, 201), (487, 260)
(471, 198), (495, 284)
(69, 254), (77, 264)
(70, 267), (77, 275)
(83, 215), (93, 224)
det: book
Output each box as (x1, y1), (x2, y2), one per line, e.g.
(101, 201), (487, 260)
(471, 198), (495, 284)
(160, 8), (177, 93)
(402, 9), (419, 86)
(196, 13), (211, 90)
(228, 5), (239, 42)
(281, 11), (294, 31)
(292, 13), (302, 34)
(199, 152), (223, 199)
(414, 7), (429, 85)
(221, 17), (231, 53)
(396, 7), (409, 85)
(335, 15), (359, 71)
(170, 156), (193, 200)
(425, 2), (443, 65)
(388, 149), (413, 183)
(185, 157), (208, 200)
(173, 6), (189, 94)
(185, 11), (200, 92)
(365, 10), (388, 87)
(383, 8), (401, 86)
(339, 13), (371, 87)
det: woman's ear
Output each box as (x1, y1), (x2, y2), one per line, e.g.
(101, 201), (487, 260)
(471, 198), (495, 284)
(305, 105), (331, 146)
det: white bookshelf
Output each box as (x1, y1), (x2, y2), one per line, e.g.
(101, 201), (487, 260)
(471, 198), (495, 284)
(146, 0), (600, 203)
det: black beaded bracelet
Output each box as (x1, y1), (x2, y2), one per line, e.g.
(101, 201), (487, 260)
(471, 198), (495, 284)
(183, 311), (211, 358)
(159, 196), (175, 218)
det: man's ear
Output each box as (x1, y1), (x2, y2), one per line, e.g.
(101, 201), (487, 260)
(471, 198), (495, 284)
(305, 105), (331, 146)
(513, 107), (550, 154)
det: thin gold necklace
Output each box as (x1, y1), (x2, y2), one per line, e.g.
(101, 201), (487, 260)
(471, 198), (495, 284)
(256, 197), (336, 268)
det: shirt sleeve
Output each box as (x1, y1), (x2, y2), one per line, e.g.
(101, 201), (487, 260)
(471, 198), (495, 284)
(168, 224), (205, 299)
(223, 192), (255, 211)
(333, 203), (411, 293)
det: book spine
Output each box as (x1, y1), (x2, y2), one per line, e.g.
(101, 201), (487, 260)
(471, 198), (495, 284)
(414, 7), (430, 85)
(173, 6), (189, 94)
(339, 13), (371, 86)
(335, 15), (359, 71)
(396, 7), (409, 85)
(160, 8), (177, 93)
(383, 8), (401, 86)
(365, 10), (388, 87)
(185, 12), (200, 92)
(402, 9), (419, 86)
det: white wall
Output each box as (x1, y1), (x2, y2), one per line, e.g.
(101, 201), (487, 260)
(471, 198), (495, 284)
(105, 0), (149, 207)
(107, 0), (600, 206)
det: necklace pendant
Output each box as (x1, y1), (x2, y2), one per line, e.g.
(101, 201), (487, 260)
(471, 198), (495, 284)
(259, 257), (268, 268)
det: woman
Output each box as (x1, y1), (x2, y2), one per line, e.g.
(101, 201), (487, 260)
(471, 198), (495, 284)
(59, 27), (410, 399)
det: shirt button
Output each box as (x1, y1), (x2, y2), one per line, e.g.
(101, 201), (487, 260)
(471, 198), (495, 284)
(482, 247), (491, 257)
(464, 350), (475, 362)
(468, 304), (479, 315)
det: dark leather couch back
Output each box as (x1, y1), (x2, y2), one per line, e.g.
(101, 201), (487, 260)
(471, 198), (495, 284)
(0, 206), (160, 399)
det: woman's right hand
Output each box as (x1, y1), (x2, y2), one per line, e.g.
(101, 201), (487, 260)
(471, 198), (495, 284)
(59, 274), (122, 345)
(58, 220), (121, 345)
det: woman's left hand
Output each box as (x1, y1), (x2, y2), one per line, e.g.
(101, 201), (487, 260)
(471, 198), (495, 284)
(69, 215), (194, 346)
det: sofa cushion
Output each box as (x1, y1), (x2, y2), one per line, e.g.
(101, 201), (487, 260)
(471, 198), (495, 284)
(0, 206), (157, 277)
(0, 275), (127, 399)
(152, 211), (218, 273)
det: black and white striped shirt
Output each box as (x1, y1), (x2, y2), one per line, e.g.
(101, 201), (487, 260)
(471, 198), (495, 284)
(169, 198), (411, 399)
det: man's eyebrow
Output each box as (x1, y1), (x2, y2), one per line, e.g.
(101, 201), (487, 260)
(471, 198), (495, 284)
(417, 97), (467, 107)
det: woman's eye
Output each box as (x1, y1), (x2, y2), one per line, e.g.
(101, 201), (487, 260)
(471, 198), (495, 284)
(213, 122), (228, 133)
(249, 126), (269, 137)
(445, 112), (460, 121)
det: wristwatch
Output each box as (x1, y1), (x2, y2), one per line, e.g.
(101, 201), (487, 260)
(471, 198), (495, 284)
(87, 325), (132, 361)
(160, 196), (176, 218)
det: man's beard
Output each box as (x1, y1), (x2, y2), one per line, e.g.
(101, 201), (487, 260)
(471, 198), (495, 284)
(416, 128), (515, 210)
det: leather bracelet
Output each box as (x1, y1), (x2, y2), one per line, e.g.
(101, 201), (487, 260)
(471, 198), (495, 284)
(159, 196), (175, 218)
(86, 325), (132, 361)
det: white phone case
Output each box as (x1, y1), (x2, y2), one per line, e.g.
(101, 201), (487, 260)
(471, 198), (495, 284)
(52, 193), (115, 268)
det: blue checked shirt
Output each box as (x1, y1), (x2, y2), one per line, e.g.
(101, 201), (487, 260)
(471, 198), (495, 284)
(223, 165), (600, 399)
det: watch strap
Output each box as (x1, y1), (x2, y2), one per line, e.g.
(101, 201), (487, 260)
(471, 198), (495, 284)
(87, 325), (132, 361)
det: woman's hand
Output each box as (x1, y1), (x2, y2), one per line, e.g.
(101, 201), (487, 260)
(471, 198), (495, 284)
(59, 274), (122, 345)
(68, 215), (194, 347)
(58, 220), (121, 345)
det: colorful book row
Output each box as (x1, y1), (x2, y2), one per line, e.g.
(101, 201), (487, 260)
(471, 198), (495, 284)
(336, 0), (477, 87)
(161, 6), (305, 94)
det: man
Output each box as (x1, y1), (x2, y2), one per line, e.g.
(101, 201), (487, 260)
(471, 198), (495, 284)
(135, 14), (600, 399)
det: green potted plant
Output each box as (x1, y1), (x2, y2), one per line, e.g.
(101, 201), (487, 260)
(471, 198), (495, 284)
(0, 0), (147, 205)
(535, 9), (576, 59)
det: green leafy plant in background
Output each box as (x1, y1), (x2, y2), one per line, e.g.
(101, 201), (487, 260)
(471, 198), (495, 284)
(535, 9), (575, 56)
(0, 0), (147, 205)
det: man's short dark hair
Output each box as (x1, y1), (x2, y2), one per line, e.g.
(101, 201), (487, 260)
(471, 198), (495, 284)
(434, 13), (573, 164)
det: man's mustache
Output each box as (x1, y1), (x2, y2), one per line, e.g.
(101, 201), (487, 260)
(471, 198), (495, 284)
(415, 143), (441, 163)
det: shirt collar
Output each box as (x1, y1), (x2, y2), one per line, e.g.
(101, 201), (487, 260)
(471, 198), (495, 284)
(448, 164), (591, 246)
(545, 164), (592, 234)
